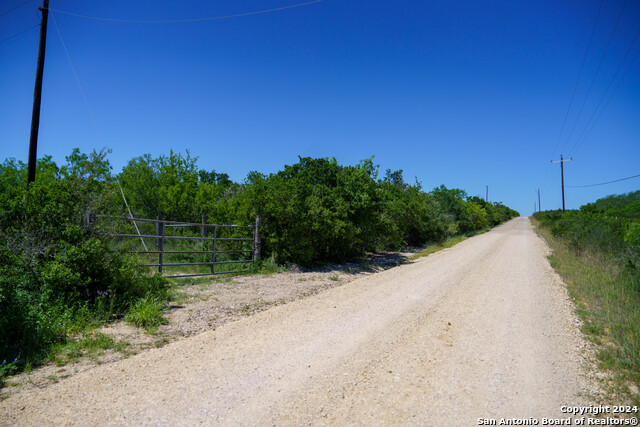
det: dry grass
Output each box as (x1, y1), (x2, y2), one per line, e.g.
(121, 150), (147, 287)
(532, 218), (640, 406)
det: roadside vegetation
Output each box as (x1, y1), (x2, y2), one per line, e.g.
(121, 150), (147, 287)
(533, 191), (640, 405)
(0, 148), (518, 386)
(407, 234), (475, 261)
(0, 150), (169, 387)
(116, 152), (517, 263)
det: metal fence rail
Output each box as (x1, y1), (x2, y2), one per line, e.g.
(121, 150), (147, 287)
(110, 215), (261, 278)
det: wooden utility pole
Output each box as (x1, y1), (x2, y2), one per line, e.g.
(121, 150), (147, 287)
(485, 185), (488, 202)
(537, 188), (541, 212)
(551, 155), (572, 212)
(27, 0), (49, 189)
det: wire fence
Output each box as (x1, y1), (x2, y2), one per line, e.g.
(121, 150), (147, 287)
(109, 216), (261, 278)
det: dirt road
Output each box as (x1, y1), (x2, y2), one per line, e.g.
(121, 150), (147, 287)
(1, 217), (596, 426)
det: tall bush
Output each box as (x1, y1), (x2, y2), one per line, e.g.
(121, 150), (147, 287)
(0, 150), (166, 367)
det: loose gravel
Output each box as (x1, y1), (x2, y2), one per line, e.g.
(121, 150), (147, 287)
(0, 218), (602, 426)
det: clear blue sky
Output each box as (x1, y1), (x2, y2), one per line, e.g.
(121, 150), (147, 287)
(1, 0), (639, 215)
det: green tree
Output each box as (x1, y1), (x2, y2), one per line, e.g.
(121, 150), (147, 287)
(0, 149), (165, 370)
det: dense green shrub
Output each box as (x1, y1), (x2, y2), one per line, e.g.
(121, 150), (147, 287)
(117, 152), (519, 265)
(224, 159), (517, 264)
(0, 151), (167, 371)
(236, 157), (381, 263)
(535, 191), (640, 259)
(1, 148), (520, 375)
(377, 171), (449, 247)
(118, 150), (234, 222)
(533, 191), (640, 293)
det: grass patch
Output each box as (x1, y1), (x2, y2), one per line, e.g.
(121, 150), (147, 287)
(532, 218), (640, 406)
(359, 260), (373, 270)
(48, 332), (129, 366)
(255, 256), (287, 275)
(154, 336), (172, 348)
(125, 294), (168, 332)
(407, 234), (470, 261)
(241, 304), (252, 316)
(167, 276), (216, 287)
(215, 276), (240, 284)
(163, 256), (285, 286)
(150, 260), (255, 279)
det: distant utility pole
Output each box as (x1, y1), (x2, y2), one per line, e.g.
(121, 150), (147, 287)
(537, 189), (541, 212)
(27, 0), (49, 189)
(486, 185), (488, 202)
(551, 155), (572, 212)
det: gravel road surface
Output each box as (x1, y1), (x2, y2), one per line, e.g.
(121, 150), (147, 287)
(1, 217), (595, 426)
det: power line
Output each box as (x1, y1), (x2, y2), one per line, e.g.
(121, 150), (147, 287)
(560, 0), (628, 156)
(542, 0), (603, 190)
(566, 173), (640, 188)
(572, 48), (640, 158)
(569, 33), (640, 157)
(0, 0), (33, 17)
(46, 0), (323, 23)
(552, 0), (603, 158)
(50, 12), (103, 145)
(0, 23), (39, 44)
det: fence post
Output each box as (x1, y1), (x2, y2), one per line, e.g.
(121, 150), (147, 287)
(253, 215), (261, 265)
(211, 226), (217, 274)
(202, 215), (207, 238)
(157, 216), (164, 274)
